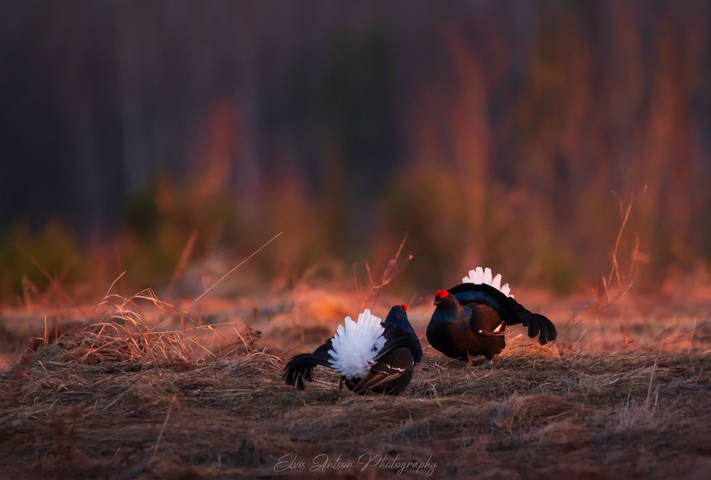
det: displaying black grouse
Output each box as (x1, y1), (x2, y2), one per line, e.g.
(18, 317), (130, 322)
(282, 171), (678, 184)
(427, 267), (556, 362)
(283, 305), (422, 395)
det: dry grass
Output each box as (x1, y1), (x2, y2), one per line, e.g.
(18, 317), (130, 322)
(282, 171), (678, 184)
(0, 286), (710, 479)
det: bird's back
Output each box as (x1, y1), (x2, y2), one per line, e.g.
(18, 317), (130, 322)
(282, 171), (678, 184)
(449, 283), (510, 320)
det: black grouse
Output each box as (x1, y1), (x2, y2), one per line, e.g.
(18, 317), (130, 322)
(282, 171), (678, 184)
(427, 267), (556, 362)
(283, 305), (422, 395)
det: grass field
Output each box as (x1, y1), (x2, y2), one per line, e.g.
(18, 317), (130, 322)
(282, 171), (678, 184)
(1, 284), (710, 479)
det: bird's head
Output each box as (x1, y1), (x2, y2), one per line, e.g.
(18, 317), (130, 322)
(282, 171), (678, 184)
(383, 304), (416, 335)
(433, 289), (451, 306)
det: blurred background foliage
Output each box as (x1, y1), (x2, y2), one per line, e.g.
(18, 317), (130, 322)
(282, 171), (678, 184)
(1, 1), (710, 301)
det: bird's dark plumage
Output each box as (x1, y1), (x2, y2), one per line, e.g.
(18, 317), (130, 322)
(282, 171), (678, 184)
(427, 268), (556, 361)
(283, 305), (422, 395)
(351, 347), (415, 395)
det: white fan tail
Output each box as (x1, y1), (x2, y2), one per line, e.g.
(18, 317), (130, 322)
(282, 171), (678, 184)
(462, 266), (514, 298)
(328, 309), (386, 379)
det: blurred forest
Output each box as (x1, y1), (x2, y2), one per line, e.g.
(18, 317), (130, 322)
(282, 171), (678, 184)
(1, 0), (710, 299)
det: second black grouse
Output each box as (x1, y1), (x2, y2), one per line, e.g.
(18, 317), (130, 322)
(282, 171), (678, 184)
(427, 267), (556, 362)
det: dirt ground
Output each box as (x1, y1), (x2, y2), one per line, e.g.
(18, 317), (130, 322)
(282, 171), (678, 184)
(0, 288), (710, 479)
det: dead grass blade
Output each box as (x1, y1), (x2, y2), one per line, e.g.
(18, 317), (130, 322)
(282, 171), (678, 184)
(152, 394), (177, 458)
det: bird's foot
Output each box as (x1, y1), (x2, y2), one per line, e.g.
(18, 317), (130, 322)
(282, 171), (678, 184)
(485, 359), (494, 369)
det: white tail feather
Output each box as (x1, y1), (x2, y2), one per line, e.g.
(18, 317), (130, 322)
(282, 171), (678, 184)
(462, 266), (514, 297)
(328, 309), (385, 379)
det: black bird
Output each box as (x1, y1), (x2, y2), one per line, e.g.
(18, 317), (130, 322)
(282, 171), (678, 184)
(283, 305), (422, 395)
(427, 267), (556, 362)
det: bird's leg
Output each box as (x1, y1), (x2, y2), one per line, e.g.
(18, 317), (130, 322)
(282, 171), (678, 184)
(339, 377), (344, 391)
(485, 357), (494, 369)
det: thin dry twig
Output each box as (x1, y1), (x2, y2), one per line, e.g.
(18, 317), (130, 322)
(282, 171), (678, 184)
(190, 231), (283, 308)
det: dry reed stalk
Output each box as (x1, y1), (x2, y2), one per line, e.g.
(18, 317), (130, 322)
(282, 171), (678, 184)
(167, 230), (198, 293)
(18, 246), (93, 319)
(600, 189), (648, 311)
(361, 234), (412, 310)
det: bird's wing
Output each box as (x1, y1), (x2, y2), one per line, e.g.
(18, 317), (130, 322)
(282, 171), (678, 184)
(352, 348), (414, 394)
(449, 283), (557, 344)
(467, 303), (506, 336)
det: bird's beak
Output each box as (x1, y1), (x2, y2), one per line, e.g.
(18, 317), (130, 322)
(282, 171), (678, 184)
(433, 298), (442, 306)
